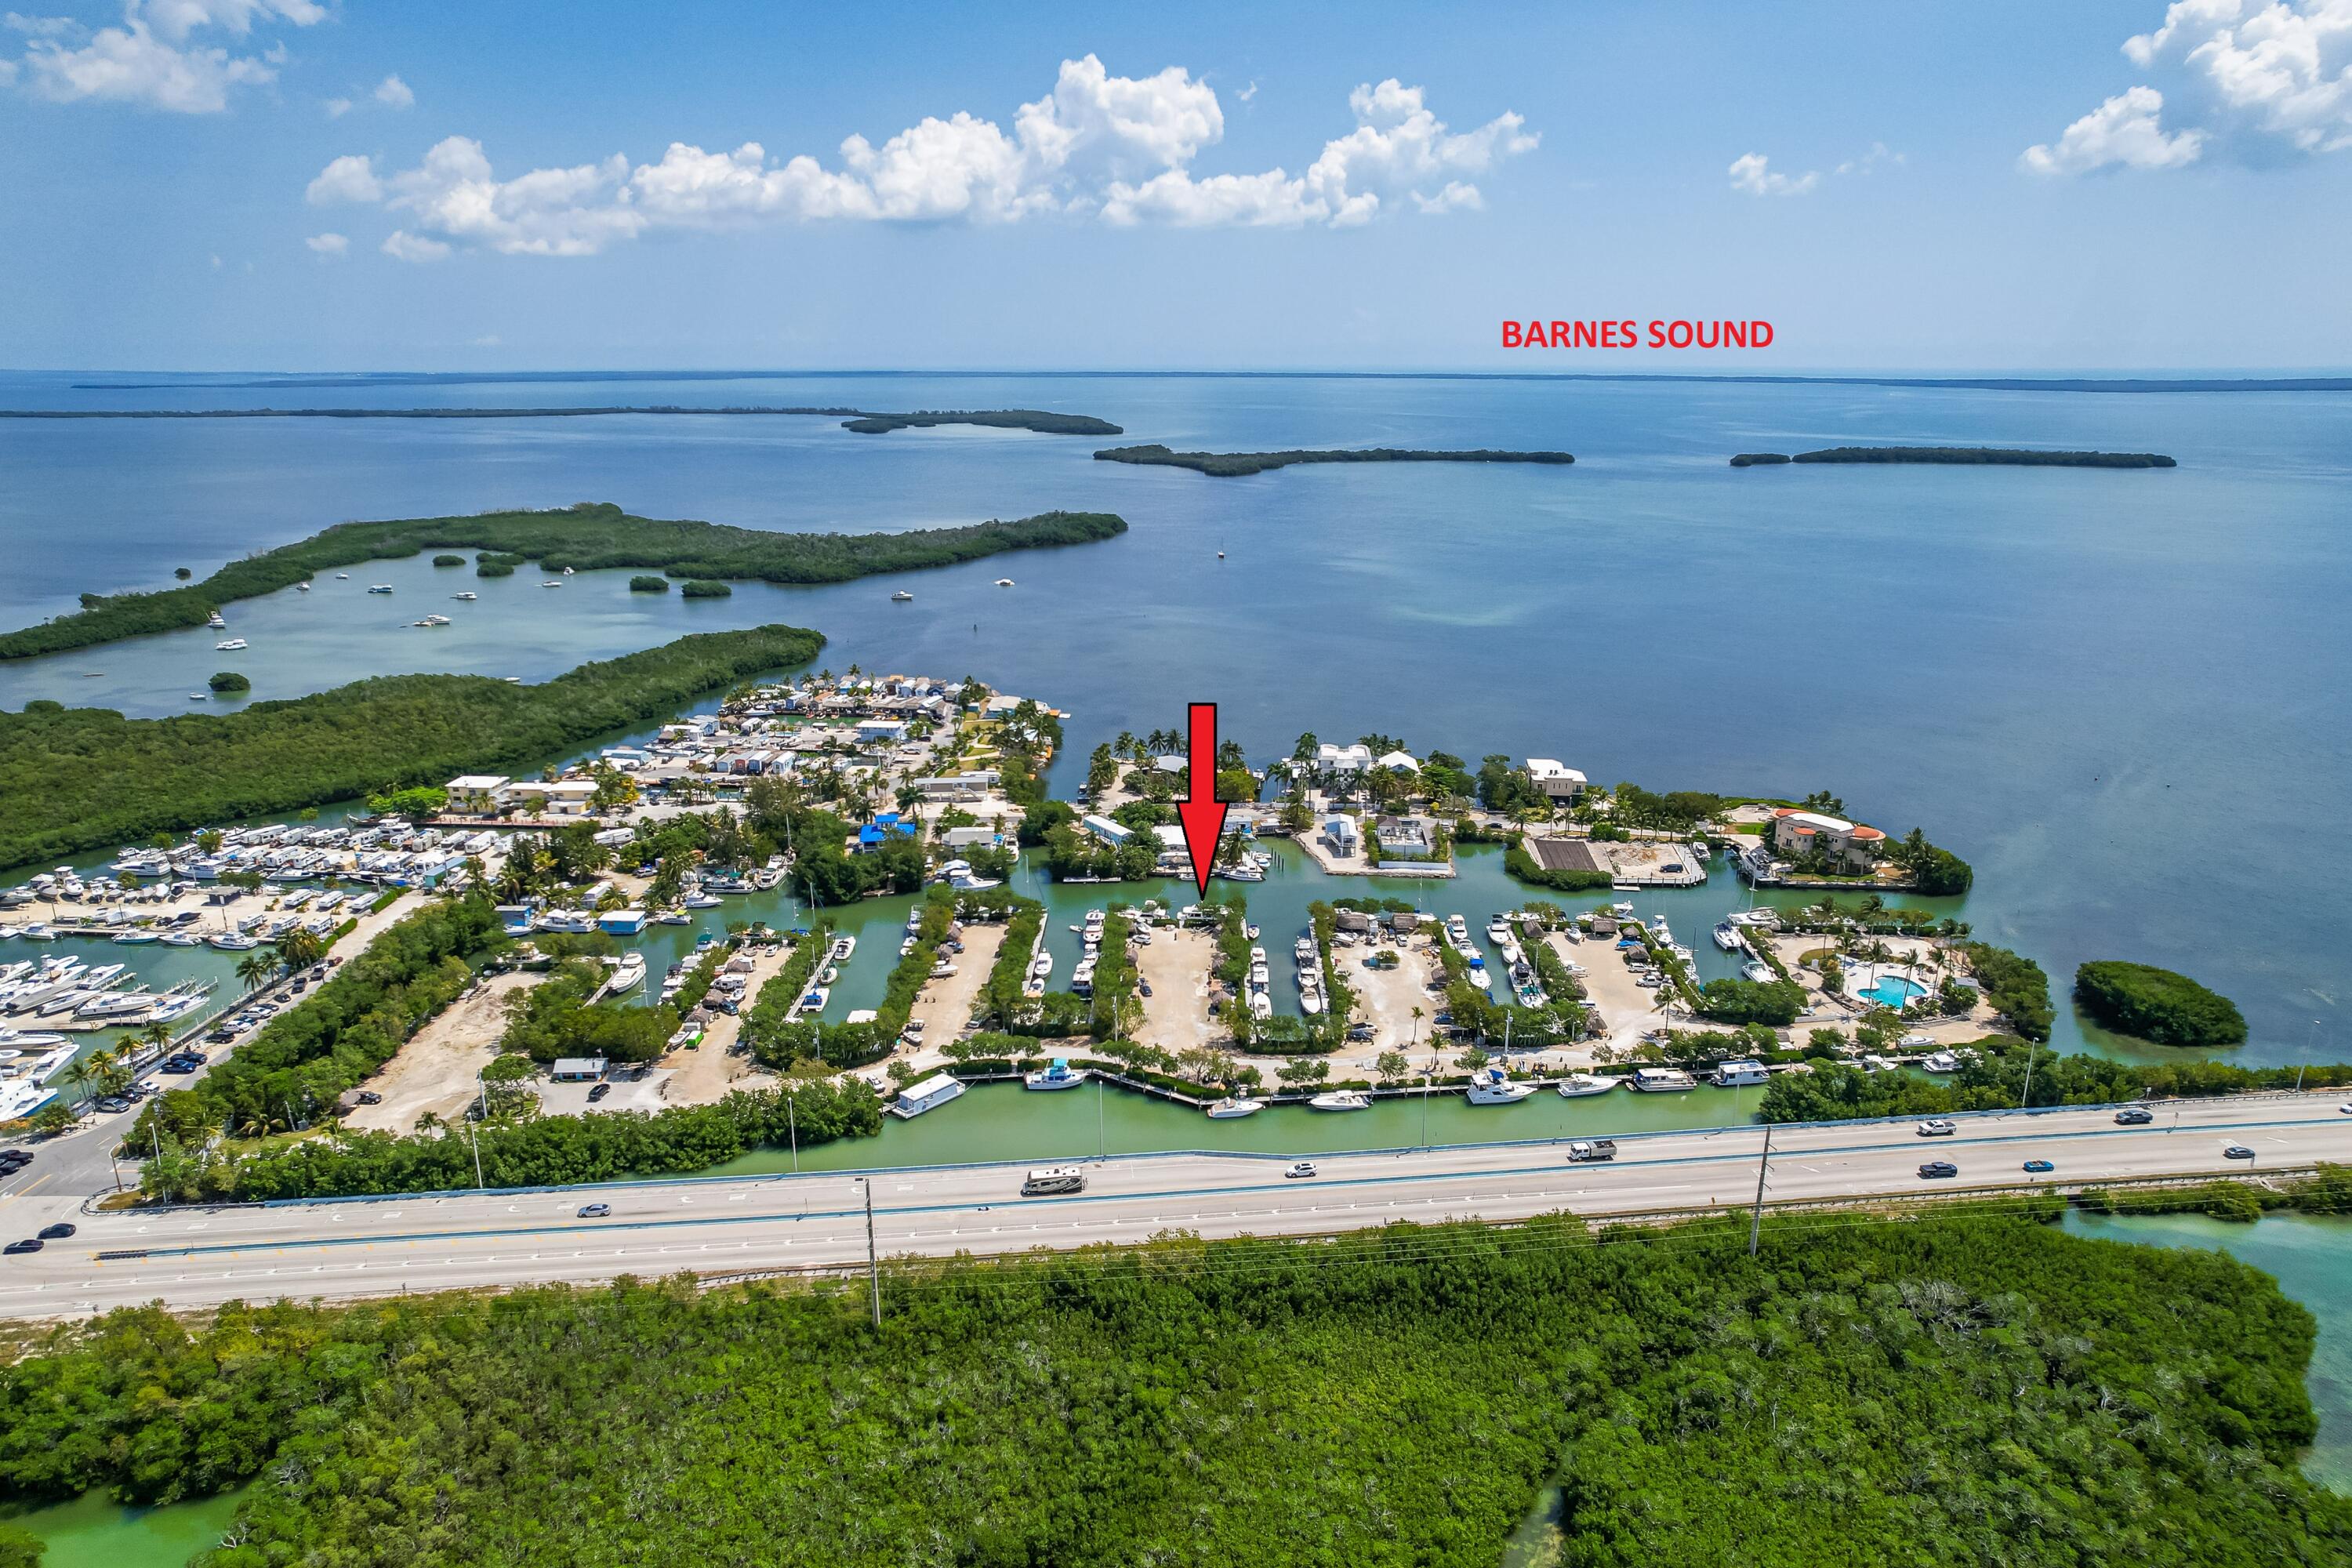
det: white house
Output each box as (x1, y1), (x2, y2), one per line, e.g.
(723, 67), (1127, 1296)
(1316, 742), (1373, 773)
(1323, 816), (1361, 854)
(445, 775), (511, 815)
(1375, 750), (1420, 774)
(504, 779), (598, 817)
(1524, 759), (1588, 803)
(1080, 813), (1134, 845)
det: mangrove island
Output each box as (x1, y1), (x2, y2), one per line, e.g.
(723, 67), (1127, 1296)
(1094, 444), (1576, 477)
(0, 502), (1125, 659)
(1731, 446), (2177, 468)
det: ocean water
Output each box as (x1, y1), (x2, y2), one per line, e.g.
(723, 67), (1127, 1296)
(1, 371), (2347, 1065)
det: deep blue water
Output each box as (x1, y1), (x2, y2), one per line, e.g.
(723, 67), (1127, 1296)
(1, 370), (2346, 1065)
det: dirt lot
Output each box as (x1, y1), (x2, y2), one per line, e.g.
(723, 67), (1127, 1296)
(1550, 931), (1671, 1051)
(345, 970), (535, 1133)
(1346, 935), (1445, 1051)
(906, 922), (1007, 1047)
(1134, 927), (1218, 1054)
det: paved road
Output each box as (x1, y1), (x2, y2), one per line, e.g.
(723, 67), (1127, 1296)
(2, 1094), (2345, 1318)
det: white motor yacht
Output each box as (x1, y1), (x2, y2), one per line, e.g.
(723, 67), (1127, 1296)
(1465, 1066), (1536, 1105)
(1204, 1096), (1262, 1119)
(1024, 1059), (1087, 1091)
(1307, 1090), (1372, 1112)
(606, 952), (646, 993)
(214, 638), (247, 651)
(1712, 921), (1744, 952)
(1921, 1050), (1963, 1073)
(1555, 1073), (1617, 1098)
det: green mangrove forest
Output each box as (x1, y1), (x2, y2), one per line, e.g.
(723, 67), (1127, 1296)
(1730, 447), (2177, 468)
(0, 624), (824, 868)
(0, 502), (1125, 659)
(0, 1210), (2343, 1566)
(2074, 960), (2249, 1047)
(1094, 444), (1577, 477)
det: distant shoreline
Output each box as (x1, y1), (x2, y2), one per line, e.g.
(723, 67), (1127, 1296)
(0, 405), (1123, 436)
(1730, 447), (2176, 469)
(1095, 444), (1575, 477)
(53, 370), (2352, 394)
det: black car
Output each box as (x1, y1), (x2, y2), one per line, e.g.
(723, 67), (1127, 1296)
(0, 1154), (29, 1173)
(37, 1222), (74, 1240)
(159, 1058), (197, 1074)
(355, 1091), (383, 1105)
(587, 1083), (612, 1102)
(2114, 1107), (2155, 1125)
(2, 1239), (42, 1255)
(1918, 1161), (1959, 1179)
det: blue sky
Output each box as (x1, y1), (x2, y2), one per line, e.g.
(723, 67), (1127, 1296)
(3, 1), (2348, 370)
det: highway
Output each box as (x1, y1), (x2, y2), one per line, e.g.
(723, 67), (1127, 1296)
(1, 1094), (2345, 1318)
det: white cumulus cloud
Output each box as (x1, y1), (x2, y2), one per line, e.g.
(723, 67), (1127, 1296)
(303, 230), (346, 253)
(306, 152), (382, 204)
(305, 56), (1535, 256)
(6, 0), (322, 112)
(379, 229), (450, 263)
(2020, 85), (2206, 173)
(2028, 1), (2352, 172)
(1727, 152), (1820, 195)
(373, 71), (411, 108)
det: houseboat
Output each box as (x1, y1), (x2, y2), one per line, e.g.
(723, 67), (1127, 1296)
(1711, 1060), (1770, 1087)
(1629, 1066), (1699, 1093)
(891, 1073), (967, 1119)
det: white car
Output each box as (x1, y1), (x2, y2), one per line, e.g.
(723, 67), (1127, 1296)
(1285, 1161), (1318, 1180)
(1915, 1120), (1957, 1138)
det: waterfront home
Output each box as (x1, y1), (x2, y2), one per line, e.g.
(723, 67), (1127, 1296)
(855, 814), (921, 851)
(1315, 742), (1373, 774)
(1769, 809), (1886, 871)
(911, 771), (999, 800)
(1375, 750), (1420, 774)
(1323, 816), (1361, 855)
(1081, 813), (1135, 846)
(550, 1057), (608, 1083)
(1525, 759), (1588, 804)
(941, 826), (1006, 849)
(444, 775), (513, 815)
(504, 779), (598, 817)
(855, 718), (909, 744)
(597, 907), (648, 936)
(1374, 815), (1437, 858)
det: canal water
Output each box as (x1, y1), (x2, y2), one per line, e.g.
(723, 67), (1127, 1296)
(0, 371), (2344, 1067)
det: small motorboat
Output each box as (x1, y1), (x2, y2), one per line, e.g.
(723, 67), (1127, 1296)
(993, 578), (1014, 587)
(1555, 1073), (1617, 1098)
(891, 590), (914, 602)
(1205, 1097), (1262, 1119)
(1308, 1090), (1372, 1112)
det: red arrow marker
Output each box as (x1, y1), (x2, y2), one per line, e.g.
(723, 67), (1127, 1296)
(1174, 702), (1229, 897)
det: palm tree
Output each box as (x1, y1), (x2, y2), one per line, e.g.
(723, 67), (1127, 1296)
(234, 951), (274, 993)
(278, 927), (326, 973)
(140, 1019), (174, 1056)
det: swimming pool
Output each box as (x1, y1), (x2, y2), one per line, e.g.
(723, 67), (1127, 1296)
(1859, 974), (1927, 1008)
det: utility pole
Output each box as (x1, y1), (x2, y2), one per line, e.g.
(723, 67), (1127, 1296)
(1748, 1125), (1773, 1258)
(787, 1089), (799, 1173)
(2017, 1039), (2038, 1111)
(863, 1178), (882, 1329)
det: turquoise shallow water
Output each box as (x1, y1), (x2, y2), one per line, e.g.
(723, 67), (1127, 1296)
(0, 370), (2346, 1071)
